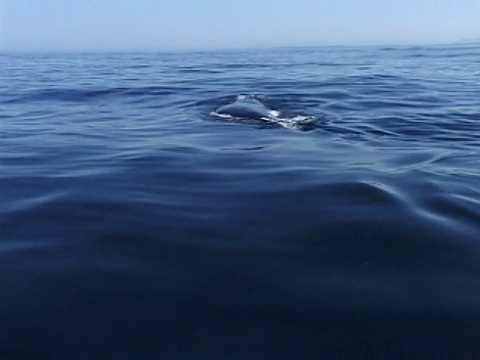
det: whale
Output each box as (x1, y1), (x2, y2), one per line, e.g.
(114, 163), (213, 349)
(211, 94), (319, 131)
(215, 95), (278, 121)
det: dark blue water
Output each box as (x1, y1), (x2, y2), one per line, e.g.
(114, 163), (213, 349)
(1, 45), (479, 359)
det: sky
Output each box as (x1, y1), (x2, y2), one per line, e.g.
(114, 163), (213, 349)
(1, 0), (479, 52)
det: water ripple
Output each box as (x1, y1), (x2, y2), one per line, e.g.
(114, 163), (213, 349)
(1, 44), (479, 358)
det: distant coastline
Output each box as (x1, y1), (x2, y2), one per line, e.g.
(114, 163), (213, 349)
(452, 37), (480, 45)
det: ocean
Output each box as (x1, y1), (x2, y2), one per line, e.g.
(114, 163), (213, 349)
(1, 44), (479, 359)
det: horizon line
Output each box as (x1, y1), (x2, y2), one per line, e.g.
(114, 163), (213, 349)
(1, 39), (478, 55)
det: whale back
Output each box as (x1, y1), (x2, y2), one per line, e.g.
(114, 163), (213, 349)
(216, 97), (272, 120)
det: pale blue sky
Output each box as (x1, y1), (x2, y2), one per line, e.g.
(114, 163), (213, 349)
(1, 0), (479, 51)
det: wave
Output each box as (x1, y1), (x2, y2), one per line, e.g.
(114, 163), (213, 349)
(3, 85), (194, 104)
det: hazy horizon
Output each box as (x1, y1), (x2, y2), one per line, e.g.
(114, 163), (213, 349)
(1, 0), (479, 52)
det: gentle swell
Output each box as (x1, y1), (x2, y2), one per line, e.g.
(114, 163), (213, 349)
(1, 45), (479, 358)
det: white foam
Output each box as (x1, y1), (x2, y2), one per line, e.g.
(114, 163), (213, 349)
(268, 110), (281, 117)
(270, 115), (317, 131)
(211, 110), (316, 131)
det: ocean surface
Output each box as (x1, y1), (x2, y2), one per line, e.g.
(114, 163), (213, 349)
(1, 44), (479, 359)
